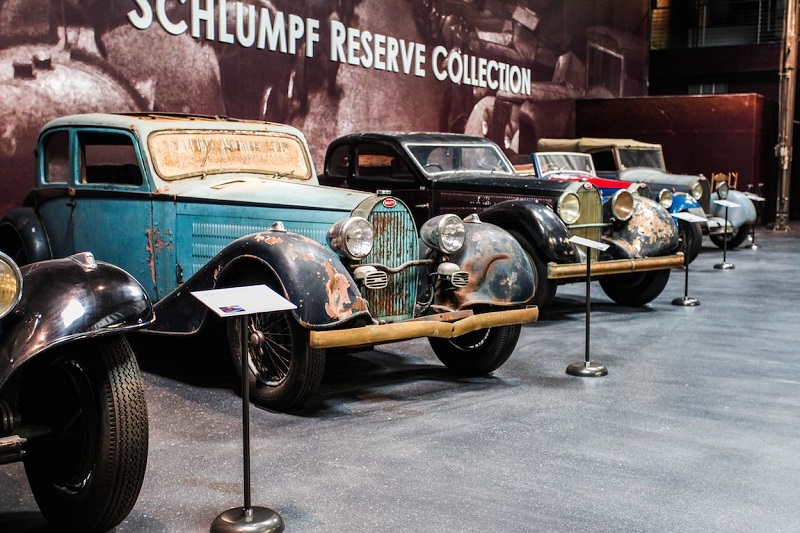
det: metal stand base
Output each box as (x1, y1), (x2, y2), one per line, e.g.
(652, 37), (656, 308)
(671, 296), (700, 307)
(210, 507), (285, 533)
(713, 262), (735, 270)
(566, 361), (608, 377)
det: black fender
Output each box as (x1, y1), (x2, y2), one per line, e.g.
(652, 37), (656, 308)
(438, 220), (536, 309)
(0, 253), (154, 390)
(0, 207), (52, 264)
(148, 229), (371, 335)
(478, 200), (579, 264)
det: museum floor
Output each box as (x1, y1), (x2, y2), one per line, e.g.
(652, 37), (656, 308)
(1, 228), (798, 532)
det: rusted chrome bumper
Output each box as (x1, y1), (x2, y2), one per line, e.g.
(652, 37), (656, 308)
(547, 253), (684, 280)
(309, 306), (538, 349)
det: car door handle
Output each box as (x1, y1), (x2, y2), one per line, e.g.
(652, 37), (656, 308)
(414, 203), (429, 208)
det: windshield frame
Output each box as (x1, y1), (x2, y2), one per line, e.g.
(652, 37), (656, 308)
(147, 129), (313, 182)
(616, 147), (667, 171)
(401, 141), (515, 178)
(533, 152), (597, 178)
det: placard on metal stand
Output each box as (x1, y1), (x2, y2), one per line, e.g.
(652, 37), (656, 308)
(565, 236), (610, 377)
(193, 285), (295, 533)
(671, 211), (705, 307)
(713, 199), (740, 270)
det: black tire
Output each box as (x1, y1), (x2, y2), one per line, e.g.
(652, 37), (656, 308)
(508, 230), (556, 311)
(429, 323), (521, 376)
(228, 311), (325, 410)
(678, 219), (703, 264)
(22, 336), (148, 532)
(599, 269), (671, 306)
(710, 223), (751, 250)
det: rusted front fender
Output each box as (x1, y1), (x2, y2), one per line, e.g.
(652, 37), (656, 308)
(148, 229), (370, 334)
(603, 196), (679, 259)
(437, 220), (536, 310)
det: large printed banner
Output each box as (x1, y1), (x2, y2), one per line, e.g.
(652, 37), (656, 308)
(0, 0), (648, 213)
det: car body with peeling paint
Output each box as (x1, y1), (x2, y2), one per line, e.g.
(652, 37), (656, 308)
(321, 132), (683, 312)
(0, 113), (537, 410)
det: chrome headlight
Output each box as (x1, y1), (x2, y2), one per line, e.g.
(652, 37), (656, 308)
(716, 180), (729, 200)
(610, 190), (634, 222)
(327, 217), (374, 260)
(690, 181), (703, 200)
(557, 192), (581, 225)
(421, 214), (466, 254)
(658, 188), (674, 209)
(0, 251), (23, 319)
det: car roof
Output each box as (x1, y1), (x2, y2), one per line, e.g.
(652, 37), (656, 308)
(334, 131), (497, 146)
(536, 137), (662, 152)
(42, 112), (306, 138)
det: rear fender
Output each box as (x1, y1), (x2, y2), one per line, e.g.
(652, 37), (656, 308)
(478, 200), (579, 264)
(148, 230), (370, 334)
(437, 220), (536, 309)
(671, 193), (703, 213)
(0, 253), (154, 389)
(0, 207), (51, 264)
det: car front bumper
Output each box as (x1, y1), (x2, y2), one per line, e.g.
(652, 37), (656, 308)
(546, 253), (685, 280)
(308, 306), (538, 349)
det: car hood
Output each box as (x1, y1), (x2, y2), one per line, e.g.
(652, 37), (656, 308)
(153, 173), (375, 212)
(433, 172), (571, 196)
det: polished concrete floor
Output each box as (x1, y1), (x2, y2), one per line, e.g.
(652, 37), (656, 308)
(1, 228), (799, 532)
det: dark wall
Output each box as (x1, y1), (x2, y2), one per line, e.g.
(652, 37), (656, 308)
(575, 94), (784, 222)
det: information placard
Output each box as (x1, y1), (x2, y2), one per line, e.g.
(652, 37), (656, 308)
(192, 285), (296, 317)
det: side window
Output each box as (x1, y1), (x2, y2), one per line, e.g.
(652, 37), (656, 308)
(355, 144), (414, 183)
(43, 131), (70, 184)
(590, 150), (617, 172)
(326, 145), (350, 179)
(79, 131), (143, 186)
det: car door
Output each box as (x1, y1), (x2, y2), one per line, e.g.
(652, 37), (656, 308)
(68, 128), (158, 298)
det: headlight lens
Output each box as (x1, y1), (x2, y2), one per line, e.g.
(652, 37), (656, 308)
(690, 181), (703, 200)
(610, 190), (634, 221)
(557, 192), (581, 225)
(421, 214), (466, 254)
(327, 217), (374, 260)
(658, 188), (674, 209)
(716, 180), (729, 199)
(0, 251), (23, 319)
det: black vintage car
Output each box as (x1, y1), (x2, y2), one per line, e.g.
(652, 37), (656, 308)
(0, 251), (154, 532)
(322, 132), (684, 310)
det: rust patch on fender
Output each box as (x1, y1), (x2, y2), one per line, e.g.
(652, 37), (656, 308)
(254, 233), (283, 245)
(323, 261), (354, 320)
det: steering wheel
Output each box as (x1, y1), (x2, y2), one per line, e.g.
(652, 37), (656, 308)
(424, 163), (443, 172)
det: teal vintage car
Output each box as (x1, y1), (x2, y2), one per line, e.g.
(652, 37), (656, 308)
(0, 113), (537, 410)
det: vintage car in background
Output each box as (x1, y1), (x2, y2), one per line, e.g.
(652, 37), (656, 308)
(0, 251), (154, 531)
(320, 132), (684, 312)
(537, 137), (758, 253)
(515, 151), (703, 263)
(0, 113), (537, 411)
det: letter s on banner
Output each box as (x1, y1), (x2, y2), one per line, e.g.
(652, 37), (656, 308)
(128, 0), (154, 30)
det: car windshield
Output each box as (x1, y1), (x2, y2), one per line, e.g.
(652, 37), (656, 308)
(148, 131), (311, 181)
(404, 142), (514, 177)
(534, 153), (596, 176)
(617, 148), (666, 171)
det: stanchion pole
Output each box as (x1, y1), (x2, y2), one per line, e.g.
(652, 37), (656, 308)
(714, 202), (736, 270)
(566, 237), (608, 377)
(671, 212), (702, 307)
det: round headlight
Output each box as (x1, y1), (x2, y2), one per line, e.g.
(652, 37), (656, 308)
(690, 181), (703, 200)
(420, 214), (466, 254)
(0, 251), (23, 319)
(610, 190), (634, 221)
(557, 192), (581, 225)
(658, 188), (674, 209)
(716, 180), (729, 200)
(327, 217), (374, 260)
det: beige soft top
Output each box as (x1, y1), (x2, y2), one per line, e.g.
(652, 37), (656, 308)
(536, 137), (661, 152)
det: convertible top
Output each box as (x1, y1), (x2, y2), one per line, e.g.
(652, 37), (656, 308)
(536, 137), (661, 152)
